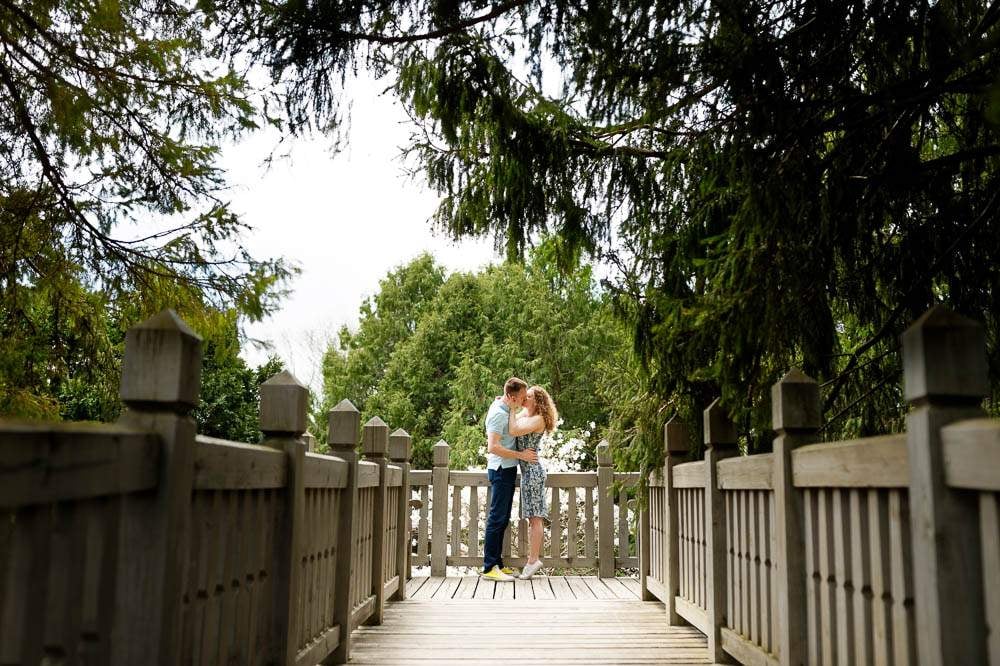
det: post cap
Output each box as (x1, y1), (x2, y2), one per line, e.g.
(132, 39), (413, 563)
(664, 415), (689, 454)
(362, 416), (389, 456)
(259, 370), (309, 435)
(327, 399), (360, 449)
(703, 398), (737, 447)
(433, 439), (450, 467)
(596, 440), (612, 466)
(389, 428), (412, 462)
(120, 309), (202, 411)
(771, 368), (821, 431)
(902, 305), (988, 403)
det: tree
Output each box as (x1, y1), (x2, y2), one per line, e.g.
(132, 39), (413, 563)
(0, 1), (292, 329)
(213, 0), (1000, 470)
(318, 247), (626, 467)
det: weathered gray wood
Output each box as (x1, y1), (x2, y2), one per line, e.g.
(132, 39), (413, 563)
(328, 399), (360, 664)
(356, 461), (380, 488)
(451, 485), (461, 557)
(568, 486), (579, 564)
(362, 417), (389, 627)
(791, 434), (908, 488)
(979, 492), (1000, 666)
(192, 435), (287, 490)
(673, 461), (708, 488)
(585, 485), (596, 561)
(941, 418), (1000, 491)
(302, 452), (348, 489)
(113, 309), (200, 666)
(716, 453), (773, 491)
(770, 368), (820, 666)
(597, 441), (615, 578)
(720, 627), (780, 666)
(0, 425), (160, 507)
(888, 489), (916, 665)
(260, 368), (310, 666)
(389, 429), (412, 601)
(664, 417), (687, 626)
(903, 305), (988, 665)
(431, 441), (450, 576)
(676, 595), (711, 635)
(551, 485), (563, 558)
(704, 398), (738, 663)
(469, 486), (480, 558)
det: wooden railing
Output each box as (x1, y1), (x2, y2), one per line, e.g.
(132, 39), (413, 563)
(409, 441), (639, 577)
(0, 310), (413, 666)
(639, 305), (999, 666)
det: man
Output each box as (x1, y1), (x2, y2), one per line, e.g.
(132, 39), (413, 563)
(482, 377), (538, 581)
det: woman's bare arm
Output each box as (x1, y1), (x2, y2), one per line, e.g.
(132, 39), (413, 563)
(509, 408), (544, 436)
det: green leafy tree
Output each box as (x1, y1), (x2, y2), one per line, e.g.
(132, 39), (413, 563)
(213, 0), (1000, 471)
(1, 2), (293, 430)
(319, 247), (627, 468)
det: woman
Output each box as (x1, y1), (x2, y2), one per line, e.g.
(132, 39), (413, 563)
(507, 384), (558, 579)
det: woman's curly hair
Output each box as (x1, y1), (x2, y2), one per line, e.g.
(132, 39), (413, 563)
(530, 385), (558, 433)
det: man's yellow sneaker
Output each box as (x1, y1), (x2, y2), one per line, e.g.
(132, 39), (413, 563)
(481, 565), (514, 582)
(501, 567), (517, 576)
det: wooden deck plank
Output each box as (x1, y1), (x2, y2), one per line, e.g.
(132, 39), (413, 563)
(531, 577), (555, 600)
(452, 576), (478, 599)
(351, 596), (709, 664)
(432, 576), (463, 600)
(548, 576), (575, 599)
(473, 578), (496, 600)
(411, 577), (446, 600)
(405, 576), (429, 598)
(597, 577), (637, 600)
(564, 576), (597, 599)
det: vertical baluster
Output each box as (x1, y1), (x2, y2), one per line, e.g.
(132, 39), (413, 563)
(451, 485), (461, 559)
(584, 485), (596, 564)
(550, 486), (562, 559)
(568, 486), (578, 566)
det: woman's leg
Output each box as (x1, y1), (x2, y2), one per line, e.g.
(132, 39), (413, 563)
(529, 516), (544, 563)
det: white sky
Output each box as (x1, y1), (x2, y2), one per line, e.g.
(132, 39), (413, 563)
(218, 74), (501, 392)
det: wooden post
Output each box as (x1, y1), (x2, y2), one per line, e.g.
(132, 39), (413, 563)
(664, 416), (688, 625)
(260, 370), (310, 666)
(302, 432), (317, 452)
(389, 429), (412, 600)
(362, 417), (389, 625)
(771, 368), (821, 666)
(431, 440), (450, 576)
(114, 309), (201, 666)
(597, 440), (615, 578)
(639, 473), (653, 600)
(327, 400), (360, 665)
(704, 398), (738, 663)
(903, 305), (988, 665)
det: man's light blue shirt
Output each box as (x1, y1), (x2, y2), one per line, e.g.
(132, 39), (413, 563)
(485, 398), (517, 470)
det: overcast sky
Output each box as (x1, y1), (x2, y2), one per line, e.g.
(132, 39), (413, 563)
(218, 73), (501, 392)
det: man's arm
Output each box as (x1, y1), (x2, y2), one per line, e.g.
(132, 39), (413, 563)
(487, 430), (537, 462)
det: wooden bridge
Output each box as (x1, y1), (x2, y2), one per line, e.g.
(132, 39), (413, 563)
(1, 305), (997, 665)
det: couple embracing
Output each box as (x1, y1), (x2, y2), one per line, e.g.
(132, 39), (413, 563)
(481, 377), (559, 582)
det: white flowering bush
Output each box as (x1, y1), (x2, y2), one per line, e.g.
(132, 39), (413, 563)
(539, 419), (594, 472)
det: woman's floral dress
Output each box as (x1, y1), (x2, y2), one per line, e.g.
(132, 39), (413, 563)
(516, 431), (548, 519)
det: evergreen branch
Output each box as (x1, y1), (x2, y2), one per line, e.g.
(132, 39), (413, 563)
(822, 188), (1000, 411)
(317, 0), (532, 45)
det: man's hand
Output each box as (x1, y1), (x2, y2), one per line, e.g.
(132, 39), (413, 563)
(520, 450), (538, 463)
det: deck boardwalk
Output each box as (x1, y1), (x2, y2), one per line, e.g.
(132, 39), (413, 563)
(350, 577), (710, 664)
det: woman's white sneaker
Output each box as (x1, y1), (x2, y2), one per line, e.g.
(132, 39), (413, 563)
(519, 560), (543, 579)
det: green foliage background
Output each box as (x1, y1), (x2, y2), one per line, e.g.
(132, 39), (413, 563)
(315, 245), (627, 469)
